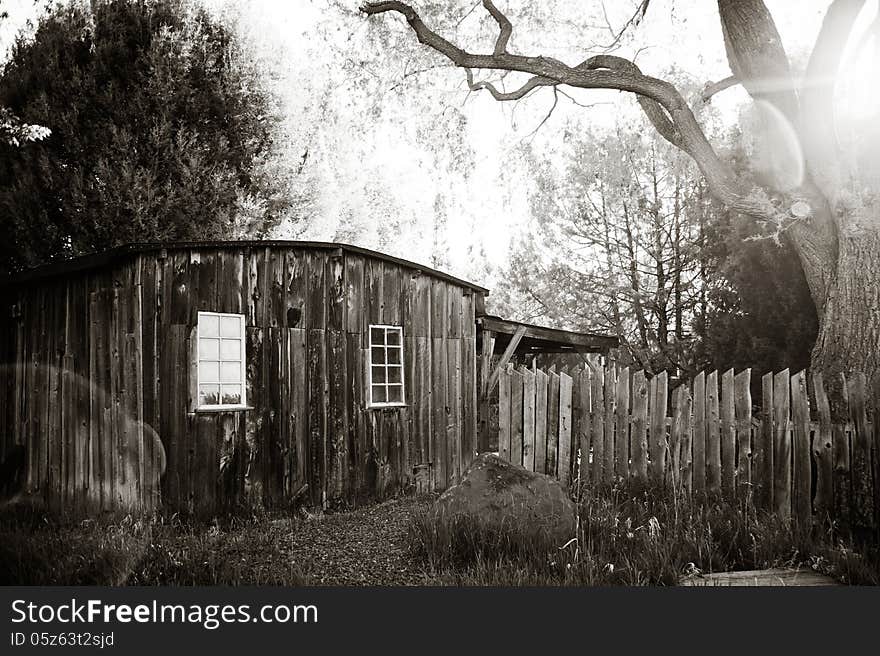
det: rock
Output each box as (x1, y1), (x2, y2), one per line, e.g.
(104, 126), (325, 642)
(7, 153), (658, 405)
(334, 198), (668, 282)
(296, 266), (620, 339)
(431, 453), (577, 544)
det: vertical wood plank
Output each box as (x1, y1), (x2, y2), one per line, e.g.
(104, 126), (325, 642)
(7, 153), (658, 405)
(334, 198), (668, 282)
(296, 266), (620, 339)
(706, 370), (721, 496)
(720, 368), (735, 500)
(649, 371), (668, 487)
(791, 370), (812, 525)
(558, 371), (573, 486)
(692, 371), (706, 495)
(773, 369), (792, 521)
(631, 369), (649, 485)
(510, 368), (524, 467)
(602, 364), (616, 485)
(547, 371), (560, 477)
(758, 372), (775, 510)
(498, 365), (511, 463)
(848, 372), (873, 530)
(521, 367), (536, 472)
(577, 368), (591, 486)
(812, 372), (833, 522)
(674, 384), (693, 492)
(734, 369), (752, 500)
(535, 368), (549, 476)
(614, 367), (630, 481)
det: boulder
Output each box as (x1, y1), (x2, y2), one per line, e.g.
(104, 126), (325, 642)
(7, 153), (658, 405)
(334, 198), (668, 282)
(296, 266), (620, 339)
(431, 453), (577, 544)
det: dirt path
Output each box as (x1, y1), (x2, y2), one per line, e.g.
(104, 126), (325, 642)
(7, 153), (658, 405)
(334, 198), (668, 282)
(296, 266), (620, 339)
(285, 495), (434, 585)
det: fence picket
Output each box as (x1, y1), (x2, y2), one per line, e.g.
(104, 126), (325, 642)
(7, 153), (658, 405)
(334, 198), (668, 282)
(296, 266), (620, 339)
(498, 367), (511, 462)
(590, 365), (604, 485)
(773, 369), (791, 521)
(671, 384), (691, 489)
(631, 370), (649, 485)
(848, 372), (874, 530)
(721, 368), (735, 500)
(791, 370), (811, 525)
(734, 369), (752, 500)
(547, 371), (560, 477)
(812, 372), (833, 521)
(577, 368), (591, 486)
(692, 372), (706, 494)
(649, 372), (668, 486)
(510, 370), (524, 468)
(758, 372), (775, 510)
(535, 369), (549, 476)
(558, 372), (573, 486)
(706, 371), (721, 496)
(615, 367), (630, 480)
(603, 365), (616, 485)
(521, 367), (536, 472)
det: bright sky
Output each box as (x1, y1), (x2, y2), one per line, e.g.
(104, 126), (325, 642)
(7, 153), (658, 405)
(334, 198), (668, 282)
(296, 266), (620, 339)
(2, 0), (871, 286)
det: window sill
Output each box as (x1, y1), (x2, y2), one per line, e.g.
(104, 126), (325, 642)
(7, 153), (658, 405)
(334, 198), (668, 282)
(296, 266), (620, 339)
(367, 403), (408, 411)
(191, 406), (254, 415)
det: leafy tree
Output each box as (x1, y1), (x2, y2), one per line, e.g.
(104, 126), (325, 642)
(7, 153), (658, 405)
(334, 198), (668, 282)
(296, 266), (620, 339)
(0, 0), (294, 276)
(363, 0), (880, 415)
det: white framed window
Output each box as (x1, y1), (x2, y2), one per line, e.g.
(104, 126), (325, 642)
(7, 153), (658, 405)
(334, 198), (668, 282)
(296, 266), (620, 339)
(368, 324), (405, 407)
(197, 311), (247, 409)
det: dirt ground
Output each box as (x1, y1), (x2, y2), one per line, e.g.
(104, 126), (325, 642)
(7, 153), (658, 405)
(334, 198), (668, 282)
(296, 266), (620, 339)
(285, 495), (435, 585)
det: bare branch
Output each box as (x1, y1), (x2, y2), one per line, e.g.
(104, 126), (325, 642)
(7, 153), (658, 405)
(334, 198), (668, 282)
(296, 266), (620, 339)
(700, 75), (739, 102)
(464, 69), (553, 100)
(482, 0), (512, 56)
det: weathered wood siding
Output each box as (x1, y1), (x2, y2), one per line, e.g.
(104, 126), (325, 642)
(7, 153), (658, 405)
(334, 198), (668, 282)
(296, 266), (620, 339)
(0, 244), (480, 514)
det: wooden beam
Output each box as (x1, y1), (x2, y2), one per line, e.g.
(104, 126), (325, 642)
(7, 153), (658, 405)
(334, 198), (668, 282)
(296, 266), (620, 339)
(479, 316), (618, 350)
(486, 325), (526, 394)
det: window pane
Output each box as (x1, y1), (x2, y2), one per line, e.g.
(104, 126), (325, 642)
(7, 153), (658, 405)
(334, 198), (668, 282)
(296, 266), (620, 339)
(199, 384), (220, 406)
(370, 346), (385, 366)
(387, 385), (404, 403)
(220, 338), (240, 360)
(200, 314), (219, 337)
(387, 347), (401, 365)
(221, 385), (242, 405)
(370, 326), (385, 345)
(371, 366), (386, 384)
(386, 329), (401, 346)
(220, 361), (241, 383)
(199, 338), (219, 360)
(387, 366), (402, 384)
(220, 316), (242, 338)
(200, 360), (219, 383)
(371, 385), (387, 404)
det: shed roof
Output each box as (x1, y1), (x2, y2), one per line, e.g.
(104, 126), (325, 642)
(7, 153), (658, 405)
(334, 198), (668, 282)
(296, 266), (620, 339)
(1, 240), (490, 294)
(478, 315), (619, 354)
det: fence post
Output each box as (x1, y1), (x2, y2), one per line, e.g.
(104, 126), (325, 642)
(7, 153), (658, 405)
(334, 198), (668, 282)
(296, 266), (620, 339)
(649, 371), (668, 487)
(559, 372), (573, 486)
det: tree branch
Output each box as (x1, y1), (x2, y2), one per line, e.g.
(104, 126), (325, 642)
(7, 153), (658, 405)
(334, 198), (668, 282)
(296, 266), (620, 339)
(700, 75), (739, 102)
(482, 0), (512, 55)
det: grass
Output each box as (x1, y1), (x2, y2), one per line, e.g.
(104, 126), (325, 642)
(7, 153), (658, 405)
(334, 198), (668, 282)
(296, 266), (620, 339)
(0, 501), (307, 585)
(408, 481), (880, 586)
(2, 484), (879, 586)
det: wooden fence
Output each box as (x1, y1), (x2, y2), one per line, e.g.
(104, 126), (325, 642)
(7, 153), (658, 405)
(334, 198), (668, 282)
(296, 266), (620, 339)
(497, 363), (880, 530)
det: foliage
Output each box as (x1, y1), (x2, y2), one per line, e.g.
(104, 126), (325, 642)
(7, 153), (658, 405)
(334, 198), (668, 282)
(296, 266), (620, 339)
(0, 0), (296, 277)
(408, 482), (880, 586)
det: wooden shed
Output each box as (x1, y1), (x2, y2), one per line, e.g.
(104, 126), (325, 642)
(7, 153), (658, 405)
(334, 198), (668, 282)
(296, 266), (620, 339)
(0, 241), (489, 514)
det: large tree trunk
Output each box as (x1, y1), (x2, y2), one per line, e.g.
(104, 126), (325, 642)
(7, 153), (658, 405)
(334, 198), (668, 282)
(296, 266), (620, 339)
(810, 217), (880, 418)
